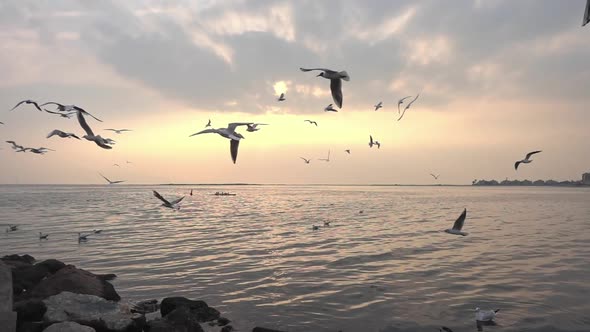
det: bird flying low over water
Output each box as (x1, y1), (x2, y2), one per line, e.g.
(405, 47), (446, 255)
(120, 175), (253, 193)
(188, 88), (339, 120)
(476, 308), (500, 322)
(153, 190), (185, 209)
(39, 232), (48, 240)
(104, 128), (132, 134)
(583, 0), (590, 26)
(514, 150), (542, 170)
(304, 120), (318, 126)
(99, 173), (125, 184)
(300, 157), (311, 164)
(10, 99), (43, 112)
(444, 208), (468, 236)
(430, 173), (440, 180)
(300, 67), (350, 108)
(398, 93), (420, 121)
(374, 101), (383, 111)
(47, 130), (80, 140)
(278, 93), (286, 101)
(190, 122), (252, 164)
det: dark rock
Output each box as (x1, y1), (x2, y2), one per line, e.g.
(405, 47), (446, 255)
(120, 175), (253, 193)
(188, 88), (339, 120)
(34, 259), (66, 274)
(217, 317), (230, 326)
(96, 273), (117, 281)
(30, 265), (120, 301)
(2, 254), (35, 265)
(15, 299), (47, 324)
(131, 299), (159, 314)
(161, 297), (220, 322)
(12, 264), (51, 293)
(43, 321), (96, 331)
(252, 328), (287, 332)
(146, 307), (204, 332)
(220, 325), (234, 332)
(16, 321), (46, 332)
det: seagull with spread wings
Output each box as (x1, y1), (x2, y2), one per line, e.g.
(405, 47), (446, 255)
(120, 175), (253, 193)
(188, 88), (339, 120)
(99, 173), (125, 184)
(397, 93), (420, 121)
(47, 130), (80, 140)
(76, 110), (113, 149)
(300, 67), (350, 108)
(153, 190), (185, 209)
(105, 128), (132, 134)
(304, 120), (318, 126)
(444, 209), (468, 236)
(514, 150), (542, 170)
(10, 99), (44, 112)
(189, 122), (252, 164)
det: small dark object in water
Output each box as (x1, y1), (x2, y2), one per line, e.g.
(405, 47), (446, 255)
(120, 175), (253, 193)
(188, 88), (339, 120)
(440, 327), (454, 332)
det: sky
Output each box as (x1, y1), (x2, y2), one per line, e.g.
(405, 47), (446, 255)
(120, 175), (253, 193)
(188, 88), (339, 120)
(0, 0), (589, 185)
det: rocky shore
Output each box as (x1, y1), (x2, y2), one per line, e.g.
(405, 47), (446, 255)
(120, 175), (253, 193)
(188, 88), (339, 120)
(1, 254), (285, 332)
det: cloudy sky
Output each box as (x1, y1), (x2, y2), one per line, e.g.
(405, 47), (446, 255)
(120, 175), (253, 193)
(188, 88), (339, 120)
(0, 0), (589, 184)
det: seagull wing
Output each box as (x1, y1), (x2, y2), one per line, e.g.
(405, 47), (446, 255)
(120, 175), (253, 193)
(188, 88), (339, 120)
(406, 93), (420, 109)
(330, 79), (343, 108)
(397, 96), (412, 113)
(152, 190), (171, 205)
(9, 100), (26, 111)
(227, 122), (252, 132)
(189, 128), (217, 137)
(514, 161), (521, 170)
(74, 106), (102, 122)
(77, 110), (95, 136)
(300, 157), (309, 163)
(99, 173), (112, 184)
(170, 196), (185, 205)
(525, 150), (542, 160)
(47, 130), (61, 138)
(40, 102), (63, 107)
(299, 67), (334, 73)
(230, 139), (240, 164)
(452, 209), (467, 231)
(430, 174), (437, 179)
(111, 180), (125, 184)
(104, 129), (116, 132)
(584, 0), (590, 26)
(370, 135), (374, 145)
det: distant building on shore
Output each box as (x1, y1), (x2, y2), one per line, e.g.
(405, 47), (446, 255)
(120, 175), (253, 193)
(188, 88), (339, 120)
(583, 172), (590, 185)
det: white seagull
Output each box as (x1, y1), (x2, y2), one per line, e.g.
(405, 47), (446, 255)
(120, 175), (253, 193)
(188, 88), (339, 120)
(444, 208), (468, 236)
(398, 93), (420, 121)
(318, 150), (330, 162)
(324, 104), (338, 112)
(190, 122), (252, 164)
(41, 102), (102, 122)
(300, 157), (311, 164)
(304, 120), (318, 126)
(246, 123), (268, 132)
(47, 130), (80, 140)
(300, 67), (350, 108)
(10, 99), (44, 112)
(104, 128), (132, 134)
(78, 232), (90, 242)
(76, 110), (113, 149)
(99, 173), (125, 184)
(514, 150), (542, 170)
(374, 101), (383, 111)
(153, 190), (185, 209)
(397, 96), (412, 114)
(475, 308), (500, 322)
(583, 0), (589, 26)
(278, 93), (286, 101)
(27, 147), (54, 154)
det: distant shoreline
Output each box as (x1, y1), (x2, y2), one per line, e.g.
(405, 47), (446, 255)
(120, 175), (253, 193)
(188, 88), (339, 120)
(0, 183), (589, 188)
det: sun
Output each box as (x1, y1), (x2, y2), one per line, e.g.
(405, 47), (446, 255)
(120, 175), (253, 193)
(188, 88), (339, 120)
(273, 81), (288, 96)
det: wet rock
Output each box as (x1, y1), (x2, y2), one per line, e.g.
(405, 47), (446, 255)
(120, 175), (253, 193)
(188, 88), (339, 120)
(43, 321), (95, 332)
(252, 328), (287, 332)
(131, 299), (159, 314)
(15, 299), (47, 324)
(160, 297), (220, 322)
(146, 307), (203, 332)
(17, 321), (46, 332)
(34, 260), (66, 275)
(96, 273), (117, 282)
(12, 265), (51, 294)
(31, 266), (120, 301)
(43, 292), (144, 332)
(217, 317), (230, 326)
(220, 325), (234, 332)
(2, 254), (35, 266)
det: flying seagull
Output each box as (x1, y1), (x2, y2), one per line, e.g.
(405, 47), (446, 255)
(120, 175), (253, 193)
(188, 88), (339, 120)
(397, 96), (412, 114)
(514, 150), (542, 170)
(205, 119), (212, 127)
(300, 157), (311, 164)
(345, 149), (351, 154)
(430, 173), (440, 180)
(76, 110), (113, 149)
(304, 120), (318, 126)
(444, 208), (468, 236)
(374, 101), (383, 111)
(300, 67), (350, 108)
(190, 122), (252, 164)
(369, 135), (378, 148)
(398, 93), (420, 121)
(318, 150), (330, 162)
(39, 232), (48, 240)
(41, 102), (102, 122)
(278, 93), (286, 101)
(10, 99), (43, 112)
(583, 0), (589, 26)
(99, 173), (125, 184)
(6, 141), (26, 151)
(375, 141), (381, 149)
(104, 128), (132, 134)
(0, 121), (4, 125)
(246, 123), (268, 132)
(6, 225), (18, 232)
(153, 190), (185, 209)
(47, 130), (80, 140)
(44, 109), (76, 118)
(28, 147), (54, 154)
(476, 308), (500, 322)
(324, 104), (338, 112)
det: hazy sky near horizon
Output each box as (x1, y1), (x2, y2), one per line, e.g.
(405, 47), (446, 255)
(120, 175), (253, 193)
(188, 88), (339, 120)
(0, 0), (589, 184)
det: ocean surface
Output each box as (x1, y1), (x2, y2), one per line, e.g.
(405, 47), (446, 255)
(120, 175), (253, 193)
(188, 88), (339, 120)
(1, 185), (589, 332)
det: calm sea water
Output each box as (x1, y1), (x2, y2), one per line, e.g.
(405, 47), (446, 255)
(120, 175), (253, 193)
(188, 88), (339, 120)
(1, 185), (589, 332)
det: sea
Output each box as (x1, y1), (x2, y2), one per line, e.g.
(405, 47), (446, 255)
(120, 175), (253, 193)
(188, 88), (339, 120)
(1, 185), (589, 332)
